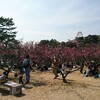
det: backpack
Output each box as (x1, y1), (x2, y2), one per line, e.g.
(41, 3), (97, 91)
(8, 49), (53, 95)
(23, 59), (30, 68)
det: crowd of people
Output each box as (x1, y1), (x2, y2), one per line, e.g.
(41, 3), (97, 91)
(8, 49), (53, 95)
(51, 56), (100, 79)
(83, 61), (100, 78)
(1, 54), (99, 87)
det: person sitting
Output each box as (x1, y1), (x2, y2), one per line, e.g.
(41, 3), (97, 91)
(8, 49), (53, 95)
(94, 64), (100, 78)
(0, 71), (7, 83)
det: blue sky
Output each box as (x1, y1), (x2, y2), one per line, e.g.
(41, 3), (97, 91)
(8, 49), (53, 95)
(0, 0), (100, 42)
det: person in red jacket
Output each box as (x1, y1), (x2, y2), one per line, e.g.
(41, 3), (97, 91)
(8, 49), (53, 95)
(52, 56), (59, 79)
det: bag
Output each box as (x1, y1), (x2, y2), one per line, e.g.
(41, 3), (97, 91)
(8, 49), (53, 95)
(23, 59), (30, 68)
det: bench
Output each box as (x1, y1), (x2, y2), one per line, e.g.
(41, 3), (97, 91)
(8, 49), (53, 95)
(1, 81), (22, 95)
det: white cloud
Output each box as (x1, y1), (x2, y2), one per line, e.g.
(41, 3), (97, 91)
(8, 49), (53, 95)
(0, 0), (100, 42)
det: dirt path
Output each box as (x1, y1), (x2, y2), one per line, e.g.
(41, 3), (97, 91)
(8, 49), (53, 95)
(0, 70), (100, 100)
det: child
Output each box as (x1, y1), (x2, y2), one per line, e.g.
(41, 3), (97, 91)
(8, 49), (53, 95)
(14, 67), (25, 87)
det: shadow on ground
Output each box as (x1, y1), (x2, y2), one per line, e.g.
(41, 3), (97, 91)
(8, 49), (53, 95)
(14, 93), (26, 97)
(31, 80), (47, 87)
(0, 88), (10, 96)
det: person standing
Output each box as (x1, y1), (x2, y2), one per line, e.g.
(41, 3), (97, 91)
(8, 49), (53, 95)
(23, 55), (32, 84)
(52, 56), (59, 79)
